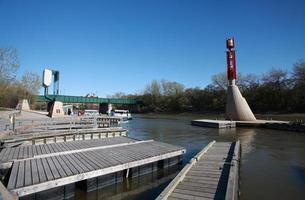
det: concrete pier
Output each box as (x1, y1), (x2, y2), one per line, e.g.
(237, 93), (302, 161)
(192, 119), (236, 129)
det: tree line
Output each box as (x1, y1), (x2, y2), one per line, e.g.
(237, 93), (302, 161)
(0, 48), (40, 108)
(1, 46), (304, 114)
(123, 60), (305, 114)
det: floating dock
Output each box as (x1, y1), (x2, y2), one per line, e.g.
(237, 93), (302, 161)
(0, 127), (127, 146)
(157, 140), (240, 200)
(11, 116), (122, 134)
(1, 137), (185, 199)
(191, 119), (305, 132)
(191, 119), (236, 129)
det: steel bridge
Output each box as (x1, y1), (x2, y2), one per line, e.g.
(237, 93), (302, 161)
(36, 95), (138, 105)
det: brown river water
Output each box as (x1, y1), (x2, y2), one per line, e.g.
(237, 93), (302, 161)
(76, 114), (305, 200)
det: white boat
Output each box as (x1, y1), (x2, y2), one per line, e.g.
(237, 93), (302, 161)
(84, 109), (99, 116)
(111, 109), (132, 120)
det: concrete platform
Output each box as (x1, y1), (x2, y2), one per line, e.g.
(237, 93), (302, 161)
(191, 119), (305, 132)
(191, 119), (236, 129)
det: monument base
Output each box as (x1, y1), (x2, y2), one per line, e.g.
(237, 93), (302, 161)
(226, 84), (256, 121)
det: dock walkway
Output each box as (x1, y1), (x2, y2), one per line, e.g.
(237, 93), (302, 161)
(157, 140), (240, 200)
(4, 137), (185, 197)
(1, 127), (127, 146)
(0, 136), (136, 166)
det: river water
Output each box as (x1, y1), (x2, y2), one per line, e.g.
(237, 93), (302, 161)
(77, 114), (305, 200)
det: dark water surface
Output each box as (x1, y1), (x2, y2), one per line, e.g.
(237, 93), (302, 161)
(77, 114), (305, 200)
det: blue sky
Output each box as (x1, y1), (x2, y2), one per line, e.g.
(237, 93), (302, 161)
(1, 0), (305, 96)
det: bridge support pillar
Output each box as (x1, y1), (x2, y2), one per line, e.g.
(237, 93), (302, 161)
(48, 101), (64, 118)
(16, 99), (30, 111)
(99, 103), (113, 115)
(107, 103), (113, 116)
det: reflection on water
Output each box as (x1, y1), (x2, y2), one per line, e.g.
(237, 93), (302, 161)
(77, 114), (305, 200)
(76, 165), (181, 200)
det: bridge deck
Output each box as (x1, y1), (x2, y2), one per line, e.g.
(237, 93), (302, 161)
(157, 141), (240, 200)
(37, 95), (138, 104)
(5, 138), (185, 197)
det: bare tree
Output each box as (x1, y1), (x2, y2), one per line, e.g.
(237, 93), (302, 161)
(0, 48), (20, 90)
(211, 72), (227, 90)
(292, 59), (305, 83)
(20, 71), (41, 99)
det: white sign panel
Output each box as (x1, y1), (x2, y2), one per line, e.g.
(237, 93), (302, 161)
(43, 69), (52, 87)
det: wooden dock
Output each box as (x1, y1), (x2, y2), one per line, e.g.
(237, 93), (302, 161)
(2, 137), (185, 198)
(156, 140), (240, 200)
(0, 136), (137, 168)
(192, 119), (236, 129)
(12, 116), (122, 134)
(0, 127), (127, 146)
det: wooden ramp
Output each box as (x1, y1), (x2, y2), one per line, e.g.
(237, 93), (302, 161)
(157, 141), (240, 200)
(5, 137), (185, 197)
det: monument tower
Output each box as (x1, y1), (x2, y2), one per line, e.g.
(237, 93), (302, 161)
(225, 38), (256, 121)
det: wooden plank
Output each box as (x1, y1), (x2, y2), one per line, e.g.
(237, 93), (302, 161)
(50, 142), (60, 153)
(44, 144), (52, 154)
(50, 156), (67, 178)
(54, 142), (65, 152)
(40, 145), (47, 155)
(56, 155), (75, 176)
(177, 184), (219, 194)
(30, 159), (39, 184)
(69, 153), (93, 172)
(41, 158), (54, 181)
(7, 148), (15, 161)
(17, 147), (24, 160)
(7, 161), (19, 190)
(174, 189), (214, 199)
(2, 148), (11, 162)
(23, 146), (29, 159)
(85, 150), (113, 167)
(181, 180), (218, 188)
(36, 158), (47, 183)
(225, 141), (240, 200)
(62, 154), (83, 173)
(77, 152), (100, 170)
(15, 161), (25, 188)
(0, 148), (8, 160)
(61, 142), (73, 151)
(32, 146), (38, 156)
(28, 146), (33, 158)
(46, 143), (55, 153)
(24, 160), (32, 186)
(171, 192), (211, 200)
(36, 145), (42, 155)
(46, 157), (61, 179)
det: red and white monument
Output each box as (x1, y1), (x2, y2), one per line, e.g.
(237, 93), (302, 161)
(225, 38), (256, 121)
